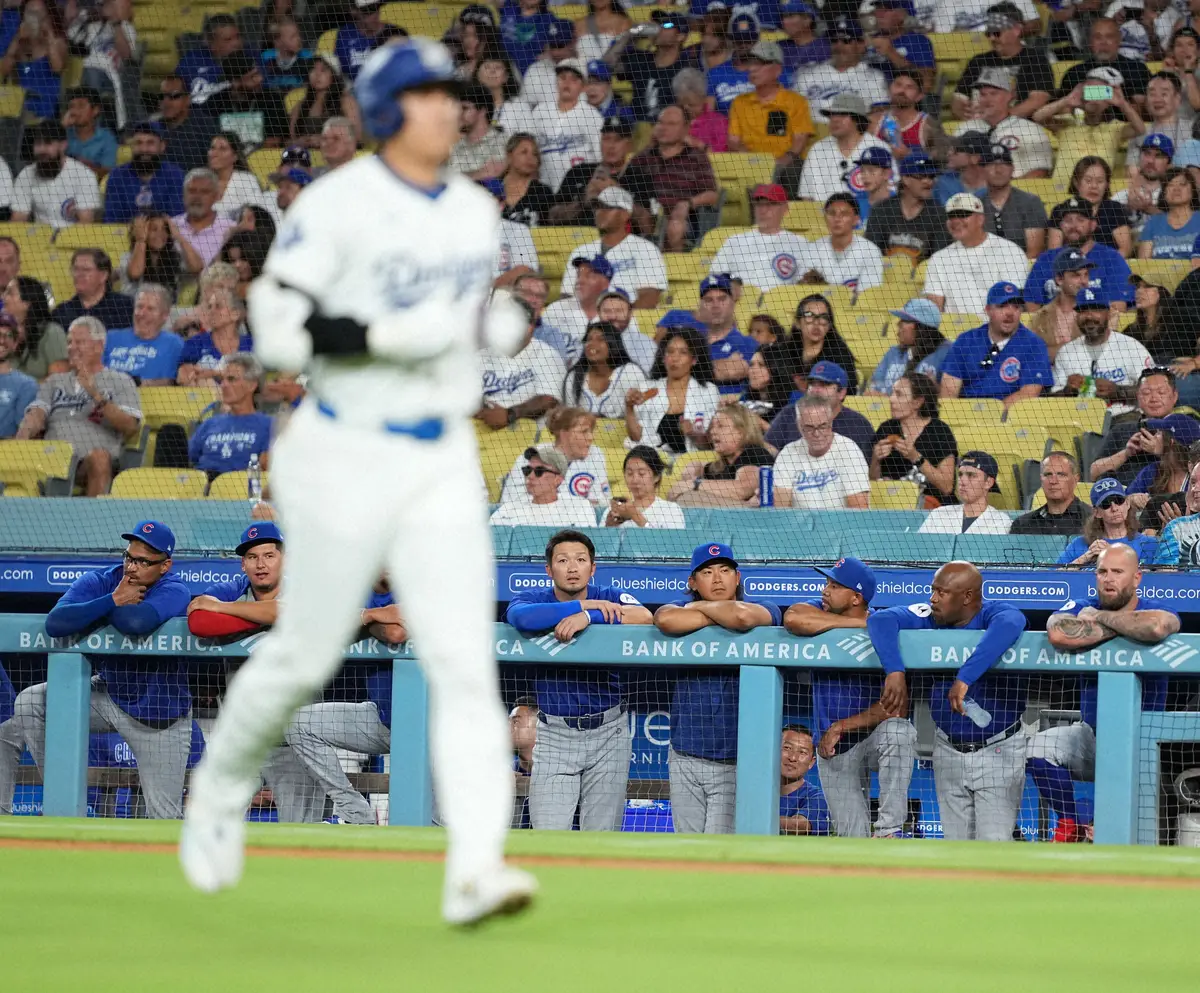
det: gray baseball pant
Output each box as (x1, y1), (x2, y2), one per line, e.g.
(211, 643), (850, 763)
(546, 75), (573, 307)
(933, 731), (1027, 841)
(816, 718), (918, 838)
(281, 701), (390, 825)
(528, 710), (630, 830)
(11, 677), (190, 820)
(260, 747), (328, 823)
(668, 746), (736, 834)
(0, 716), (22, 815)
(1027, 723), (1096, 781)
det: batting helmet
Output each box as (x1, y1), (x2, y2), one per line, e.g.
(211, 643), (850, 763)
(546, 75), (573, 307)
(354, 38), (459, 140)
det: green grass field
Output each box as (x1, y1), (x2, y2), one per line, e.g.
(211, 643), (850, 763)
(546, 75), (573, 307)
(4, 819), (1199, 993)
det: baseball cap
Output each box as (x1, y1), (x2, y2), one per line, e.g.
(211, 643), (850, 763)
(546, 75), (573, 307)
(700, 273), (734, 296)
(572, 255), (615, 279)
(959, 451), (999, 479)
(586, 59), (612, 81)
(269, 167), (313, 187)
(280, 145), (312, 168)
(729, 11), (761, 39)
(815, 556), (877, 604)
(890, 297), (942, 329)
(976, 67), (1013, 91)
(1145, 414), (1200, 447)
(546, 18), (574, 46)
(808, 360), (849, 388)
(235, 521), (284, 556)
(829, 15), (863, 40)
(525, 445), (570, 475)
(748, 39), (783, 63)
(597, 186), (634, 211)
(984, 10), (1020, 32)
(458, 4), (497, 27)
(1141, 133), (1176, 160)
(951, 130), (992, 156)
(1090, 477), (1127, 507)
(130, 120), (165, 139)
(751, 182), (787, 202)
(355, 0), (381, 7)
(690, 541), (738, 573)
(314, 51), (342, 77)
(600, 115), (633, 137)
(1057, 196), (1094, 221)
(899, 151), (938, 177)
(856, 146), (893, 169)
(826, 92), (869, 120)
(1085, 65), (1124, 87)
(650, 9), (686, 29)
(1075, 284), (1111, 309)
(1053, 246), (1098, 275)
(986, 281), (1023, 306)
(945, 192), (984, 215)
(555, 57), (587, 78)
(981, 143), (1013, 165)
(873, 0), (917, 12)
(122, 521), (176, 557)
(780, 0), (819, 15)
(598, 286), (631, 306)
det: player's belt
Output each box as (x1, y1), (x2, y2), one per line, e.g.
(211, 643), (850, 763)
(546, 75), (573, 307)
(314, 400), (444, 441)
(938, 720), (1023, 754)
(538, 704), (624, 731)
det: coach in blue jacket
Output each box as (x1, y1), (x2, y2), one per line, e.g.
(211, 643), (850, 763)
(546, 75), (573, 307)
(867, 560), (1027, 841)
(7, 520), (191, 818)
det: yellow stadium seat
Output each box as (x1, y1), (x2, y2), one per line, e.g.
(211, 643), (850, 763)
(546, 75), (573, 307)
(593, 417), (629, 451)
(379, 2), (463, 37)
(474, 417), (537, 450)
(663, 451), (717, 491)
(1012, 177), (1068, 204)
(208, 470), (271, 501)
(854, 284), (913, 312)
(139, 387), (218, 432)
(475, 420), (538, 502)
(1052, 61), (1080, 88)
(710, 152), (776, 225)
(108, 468), (208, 499)
(0, 222), (53, 251)
(881, 257), (917, 285)
(1006, 397), (1108, 447)
(938, 312), (982, 340)
(666, 253), (707, 287)
(939, 397), (1004, 429)
(247, 148), (286, 190)
(841, 310), (890, 337)
(696, 226), (749, 261)
(1127, 259), (1193, 292)
(0, 440), (76, 496)
(843, 395), (891, 428)
(21, 248), (74, 307)
(930, 32), (989, 62)
(783, 201), (825, 234)
(870, 479), (919, 510)
(956, 423), (1051, 463)
(531, 226), (598, 276)
(605, 448), (630, 498)
(846, 335), (893, 387)
(116, 144), (132, 166)
(1052, 123), (1125, 181)
(54, 224), (130, 254)
(317, 28), (337, 55)
(1031, 481), (1093, 510)
(552, 4), (588, 20)
(0, 84), (24, 118)
(285, 87), (305, 114)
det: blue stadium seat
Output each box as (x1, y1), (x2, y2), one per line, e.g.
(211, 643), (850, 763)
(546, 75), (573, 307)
(955, 534), (1069, 566)
(490, 526), (514, 558)
(811, 510), (928, 535)
(735, 529), (838, 563)
(618, 526), (733, 561)
(505, 527), (620, 560)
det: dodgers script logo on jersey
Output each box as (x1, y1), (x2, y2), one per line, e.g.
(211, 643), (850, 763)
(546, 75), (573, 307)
(999, 356), (1021, 383)
(482, 367), (536, 398)
(793, 469), (840, 491)
(373, 253), (493, 309)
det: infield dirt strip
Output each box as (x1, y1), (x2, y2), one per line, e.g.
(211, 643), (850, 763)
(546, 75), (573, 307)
(3, 836), (1200, 889)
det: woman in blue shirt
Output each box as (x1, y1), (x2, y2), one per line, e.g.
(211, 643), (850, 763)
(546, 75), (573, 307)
(1059, 479), (1159, 565)
(1138, 168), (1200, 260)
(0, 0), (67, 121)
(176, 288), (252, 386)
(867, 297), (950, 395)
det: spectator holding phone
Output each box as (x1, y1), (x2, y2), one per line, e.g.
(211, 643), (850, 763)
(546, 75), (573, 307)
(604, 445), (685, 528)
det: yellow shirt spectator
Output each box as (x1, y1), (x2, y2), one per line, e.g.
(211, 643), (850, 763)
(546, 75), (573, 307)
(728, 51), (815, 159)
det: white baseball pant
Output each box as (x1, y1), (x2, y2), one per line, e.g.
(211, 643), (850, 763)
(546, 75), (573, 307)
(1027, 722), (1096, 781)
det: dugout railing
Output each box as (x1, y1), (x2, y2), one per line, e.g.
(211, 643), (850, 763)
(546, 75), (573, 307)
(4, 616), (1199, 844)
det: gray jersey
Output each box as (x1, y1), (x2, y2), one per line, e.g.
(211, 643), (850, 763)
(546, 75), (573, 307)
(32, 368), (141, 458)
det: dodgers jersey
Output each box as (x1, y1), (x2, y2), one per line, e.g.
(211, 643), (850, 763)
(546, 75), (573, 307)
(262, 157), (499, 426)
(867, 600), (1027, 743)
(506, 583), (643, 717)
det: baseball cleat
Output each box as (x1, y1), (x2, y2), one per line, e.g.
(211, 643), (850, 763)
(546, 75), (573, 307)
(443, 866), (538, 927)
(179, 802), (246, 893)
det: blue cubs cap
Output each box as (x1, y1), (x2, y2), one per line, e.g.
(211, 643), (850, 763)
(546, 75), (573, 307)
(808, 360), (849, 388)
(690, 542), (738, 573)
(855, 146), (892, 169)
(1053, 246), (1097, 276)
(236, 522), (284, 556)
(1075, 284), (1111, 309)
(986, 281), (1023, 307)
(269, 167), (313, 187)
(587, 59), (611, 81)
(545, 17), (574, 44)
(122, 520), (176, 557)
(890, 297), (942, 329)
(1142, 133), (1175, 160)
(572, 255), (614, 279)
(899, 151), (938, 177)
(1145, 414), (1200, 447)
(815, 556), (877, 604)
(700, 273), (734, 296)
(1090, 477), (1126, 507)
(729, 11), (760, 39)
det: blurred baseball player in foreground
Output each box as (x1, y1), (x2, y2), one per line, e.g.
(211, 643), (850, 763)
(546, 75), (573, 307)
(180, 38), (537, 924)
(1039, 544), (1178, 842)
(868, 562), (1027, 841)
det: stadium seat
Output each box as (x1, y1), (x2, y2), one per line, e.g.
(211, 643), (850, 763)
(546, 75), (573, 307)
(1127, 259), (1192, 292)
(380, 2), (467, 38)
(604, 448), (629, 497)
(847, 334), (893, 385)
(869, 479), (920, 510)
(783, 201), (824, 234)
(1012, 177), (1067, 203)
(107, 468), (208, 499)
(940, 398), (1004, 430)
(0, 440), (76, 497)
(247, 149), (285, 190)
(841, 310), (890, 337)
(476, 424), (538, 503)
(208, 471), (270, 501)
(843, 394), (890, 428)
(285, 87), (305, 113)
(0, 84), (25, 118)
(696, 226), (749, 261)
(618, 525), (732, 560)
(593, 418), (629, 451)
(531, 227), (598, 279)
(954, 424), (1050, 510)
(938, 313), (982, 340)
(1006, 397), (1108, 450)
(138, 387), (218, 432)
(853, 285), (912, 312)
(662, 451), (717, 492)
(709, 152), (775, 225)
(1052, 61), (1080, 88)
(1030, 481), (1093, 510)
(1052, 123), (1125, 181)
(54, 225), (129, 254)
(955, 534), (1068, 566)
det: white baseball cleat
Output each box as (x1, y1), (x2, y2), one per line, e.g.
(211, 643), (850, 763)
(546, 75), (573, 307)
(179, 803), (246, 894)
(442, 866), (538, 927)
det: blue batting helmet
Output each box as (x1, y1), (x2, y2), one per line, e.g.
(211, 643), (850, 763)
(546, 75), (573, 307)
(354, 38), (458, 140)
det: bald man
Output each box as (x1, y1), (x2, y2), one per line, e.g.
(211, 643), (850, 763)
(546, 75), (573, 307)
(867, 561), (1028, 841)
(1038, 545), (1179, 842)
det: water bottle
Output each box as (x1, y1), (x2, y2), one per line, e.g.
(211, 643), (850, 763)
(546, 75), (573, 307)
(759, 466), (774, 507)
(247, 453), (263, 508)
(961, 696), (993, 729)
(878, 113), (899, 147)
(1081, 375), (1096, 399)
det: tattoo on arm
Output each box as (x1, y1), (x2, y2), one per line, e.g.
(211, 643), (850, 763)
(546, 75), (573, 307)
(1047, 614), (1111, 647)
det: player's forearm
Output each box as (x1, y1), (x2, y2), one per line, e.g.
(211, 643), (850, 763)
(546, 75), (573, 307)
(865, 612), (906, 673)
(955, 610), (1026, 686)
(784, 604), (866, 635)
(1046, 612), (1112, 649)
(506, 599), (583, 632)
(779, 814), (812, 835)
(653, 606), (712, 634)
(188, 610), (263, 636)
(839, 702), (892, 734)
(697, 601), (774, 632)
(618, 605), (653, 626)
(110, 602), (169, 636)
(218, 600), (280, 625)
(45, 594), (116, 636)
(1094, 609), (1180, 643)
(510, 395), (558, 419)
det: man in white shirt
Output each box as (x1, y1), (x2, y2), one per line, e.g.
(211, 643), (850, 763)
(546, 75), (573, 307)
(520, 17), (576, 108)
(797, 93), (894, 203)
(771, 395), (870, 509)
(924, 192), (1029, 315)
(541, 255), (612, 364)
(799, 193), (884, 291)
(494, 219), (540, 287)
(709, 183), (809, 292)
(11, 121), (102, 227)
(919, 451), (1013, 533)
(477, 298), (565, 429)
(933, 0), (1039, 34)
(1052, 285), (1152, 416)
(957, 68), (1053, 179)
(790, 17), (888, 123)
(530, 58), (603, 192)
(561, 186), (667, 307)
(489, 446), (598, 526)
(1125, 73), (1190, 171)
(597, 287), (656, 373)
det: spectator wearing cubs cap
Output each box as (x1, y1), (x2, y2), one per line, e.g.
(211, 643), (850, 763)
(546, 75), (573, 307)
(102, 121), (186, 224)
(798, 192), (884, 292)
(657, 273), (757, 395)
(958, 68), (1054, 178)
(978, 143), (1048, 258)
(923, 192), (1030, 316)
(790, 17), (888, 124)
(450, 82), (508, 180)
(864, 152), (951, 263)
(519, 18), (577, 108)
(629, 104), (719, 251)
(939, 280), (1052, 406)
(548, 116), (654, 232)
(918, 451), (1013, 533)
(952, 4), (1053, 121)
(728, 39), (815, 185)
(709, 184), (810, 293)
(849, 145), (894, 223)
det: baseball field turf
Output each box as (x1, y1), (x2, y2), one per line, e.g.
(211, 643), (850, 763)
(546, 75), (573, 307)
(3, 819), (1198, 993)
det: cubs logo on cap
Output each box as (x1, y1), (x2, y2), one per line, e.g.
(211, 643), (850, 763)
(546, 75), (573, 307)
(986, 281), (1023, 307)
(690, 542), (738, 573)
(236, 521), (284, 556)
(814, 556), (877, 604)
(121, 520), (177, 557)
